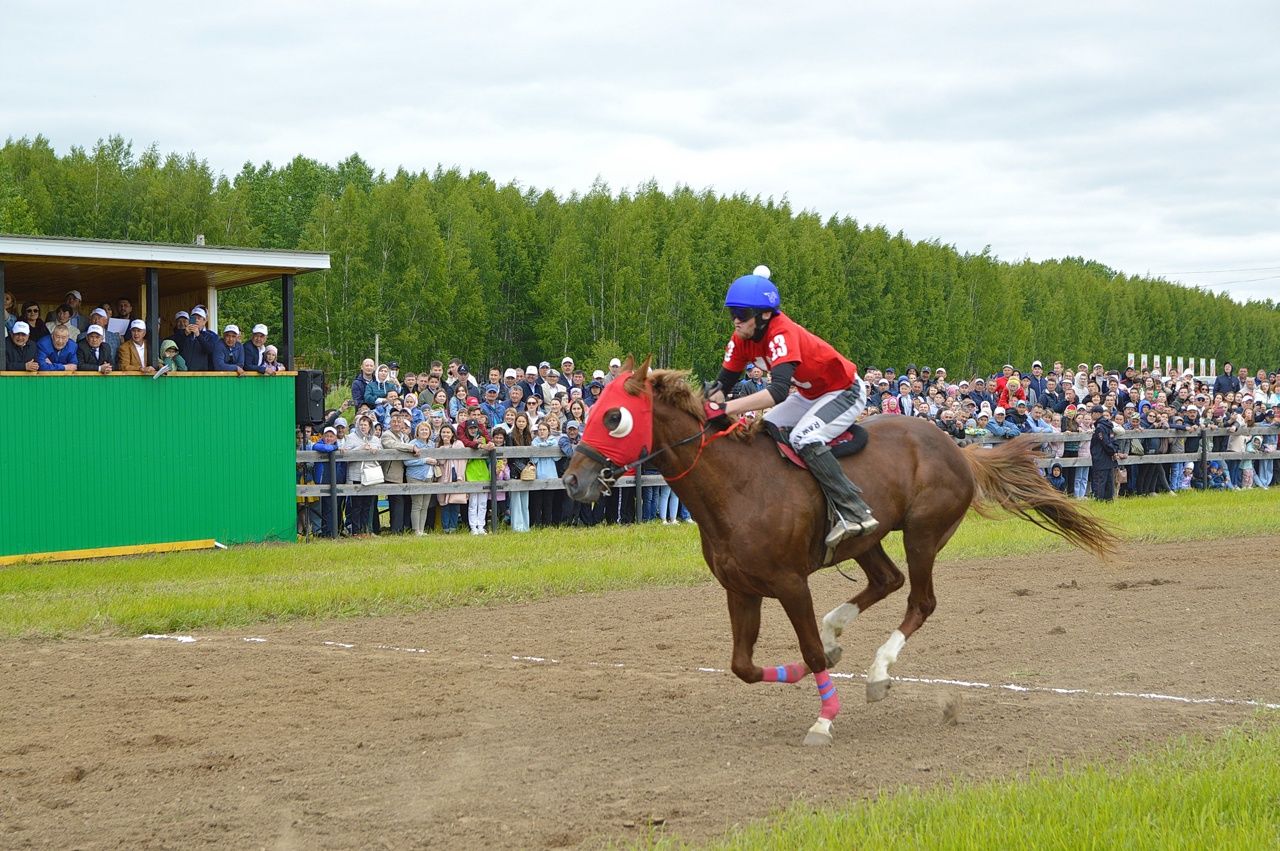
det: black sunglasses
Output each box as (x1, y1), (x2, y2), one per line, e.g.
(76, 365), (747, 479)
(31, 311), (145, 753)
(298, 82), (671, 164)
(728, 307), (756, 322)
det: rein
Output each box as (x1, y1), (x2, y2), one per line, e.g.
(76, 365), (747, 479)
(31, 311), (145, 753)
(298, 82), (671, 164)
(580, 415), (746, 495)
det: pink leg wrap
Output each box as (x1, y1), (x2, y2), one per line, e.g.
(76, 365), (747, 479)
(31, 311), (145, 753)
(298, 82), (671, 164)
(760, 662), (809, 683)
(814, 670), (840, 720)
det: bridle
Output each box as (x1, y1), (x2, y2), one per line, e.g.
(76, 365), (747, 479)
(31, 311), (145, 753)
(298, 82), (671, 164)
(575, 413), (746, 496)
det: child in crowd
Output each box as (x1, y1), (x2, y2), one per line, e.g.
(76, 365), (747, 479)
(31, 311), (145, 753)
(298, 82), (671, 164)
(1208, 460), (1231, 490)
(157, 339), (187, 372)
(1047, 462), (1067, 493)
(461, 417), (494, 534)
(491, 428), (510, 527)
(261, 345), (284, 374)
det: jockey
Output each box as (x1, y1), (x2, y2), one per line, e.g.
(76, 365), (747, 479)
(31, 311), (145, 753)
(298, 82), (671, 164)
(706, 266), (879, 545)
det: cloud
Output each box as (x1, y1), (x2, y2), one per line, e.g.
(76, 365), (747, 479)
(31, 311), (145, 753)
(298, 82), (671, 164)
(3, 0), (1278, 301)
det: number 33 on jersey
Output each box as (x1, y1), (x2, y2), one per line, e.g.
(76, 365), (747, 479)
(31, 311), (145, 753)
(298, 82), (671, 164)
(723, 312), (857, 400)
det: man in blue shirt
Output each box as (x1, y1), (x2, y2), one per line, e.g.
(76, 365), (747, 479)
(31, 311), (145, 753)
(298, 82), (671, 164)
(213, 324), (245, 374)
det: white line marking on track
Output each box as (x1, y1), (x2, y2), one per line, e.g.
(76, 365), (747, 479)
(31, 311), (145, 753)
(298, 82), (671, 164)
(139, 635), (1280, 713)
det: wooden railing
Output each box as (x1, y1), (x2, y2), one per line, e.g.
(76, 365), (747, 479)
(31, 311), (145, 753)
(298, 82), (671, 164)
(967, 424), (1275, 470)
(296, 446), (665, 536)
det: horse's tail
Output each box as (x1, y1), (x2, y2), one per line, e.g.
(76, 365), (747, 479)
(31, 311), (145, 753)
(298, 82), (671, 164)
(962, 438), (1119, 560)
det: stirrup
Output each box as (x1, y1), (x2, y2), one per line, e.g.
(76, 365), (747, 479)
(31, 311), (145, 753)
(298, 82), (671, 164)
(825, 515), (877, 548)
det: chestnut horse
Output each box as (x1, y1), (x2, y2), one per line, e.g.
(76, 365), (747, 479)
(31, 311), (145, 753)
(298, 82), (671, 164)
(563, 361), (1117, 746)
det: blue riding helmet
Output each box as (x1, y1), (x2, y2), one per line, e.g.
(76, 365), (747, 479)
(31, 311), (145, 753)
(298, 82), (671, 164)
(724, 275), (780, 310)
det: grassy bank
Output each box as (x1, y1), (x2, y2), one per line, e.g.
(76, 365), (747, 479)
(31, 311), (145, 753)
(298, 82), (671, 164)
(2, 488), (1278, 637)
(674, 721), (1280, 850)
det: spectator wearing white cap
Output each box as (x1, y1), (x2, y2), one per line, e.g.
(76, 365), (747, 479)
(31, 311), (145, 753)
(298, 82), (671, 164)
(179, 306), (218, 370)
(540, 368), (565, 404)
(170, 310), (191, 341)
(4, 321), (39, 372)
(517, 365), (541, 401)
(117, 319), (156, 374)
(501, 367), (520, 401)
(244, 323), (273, 373)
(585, 370), (605, 406)
(76, 324), (114, 373)
(604, 357), (623, 384)
(83, 306), (123, 364)
(213, 324), (246, 375)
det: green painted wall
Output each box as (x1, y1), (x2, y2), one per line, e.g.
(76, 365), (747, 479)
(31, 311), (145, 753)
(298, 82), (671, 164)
(0, 375), (295, 557)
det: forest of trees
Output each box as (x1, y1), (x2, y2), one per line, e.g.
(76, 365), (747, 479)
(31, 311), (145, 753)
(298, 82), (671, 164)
(2, 134), (1277, 381)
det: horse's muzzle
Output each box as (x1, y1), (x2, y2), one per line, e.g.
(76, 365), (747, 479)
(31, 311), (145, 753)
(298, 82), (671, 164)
(562, 454), (604, 503)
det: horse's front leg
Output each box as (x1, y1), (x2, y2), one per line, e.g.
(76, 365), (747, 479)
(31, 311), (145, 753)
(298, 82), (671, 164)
(726, 590), (765, 683)
(727, 590), (808, 684)
(775, 580), (842, 747)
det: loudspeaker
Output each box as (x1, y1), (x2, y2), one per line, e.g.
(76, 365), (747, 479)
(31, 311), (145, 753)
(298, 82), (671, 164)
(295, 370), (325, 425)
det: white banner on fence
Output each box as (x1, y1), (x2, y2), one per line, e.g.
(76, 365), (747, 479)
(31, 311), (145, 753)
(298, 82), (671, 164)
(1141, 354), (1149, 370)
(1177, 356), (1184, 374)
(1128, 352), (1135, 368)
(1210, 358), (1216, 377)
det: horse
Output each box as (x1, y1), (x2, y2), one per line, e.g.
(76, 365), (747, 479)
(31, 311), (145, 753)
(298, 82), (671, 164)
(563, 359), (1118, 746)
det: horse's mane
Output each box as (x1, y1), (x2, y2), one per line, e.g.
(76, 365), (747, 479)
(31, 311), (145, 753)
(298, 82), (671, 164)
(646, 369), (761, 441)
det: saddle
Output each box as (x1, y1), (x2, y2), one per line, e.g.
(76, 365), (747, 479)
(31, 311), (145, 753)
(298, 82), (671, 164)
(767, 422), (869, 469)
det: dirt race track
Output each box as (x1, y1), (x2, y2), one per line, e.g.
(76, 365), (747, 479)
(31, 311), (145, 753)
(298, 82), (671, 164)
(3, 538), (1279, 850)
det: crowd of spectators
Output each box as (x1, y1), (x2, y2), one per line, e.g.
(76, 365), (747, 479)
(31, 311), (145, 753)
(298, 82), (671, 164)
(296, 353), (1280, 538)
(851, 359), (1280, 500)
(296, 354), (692, 537)
(3, 290), (285, 375)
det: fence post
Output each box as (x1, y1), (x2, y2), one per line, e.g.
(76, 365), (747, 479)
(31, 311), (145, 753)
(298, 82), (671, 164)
(328, 452), (339, 539)
(488, 447), (499, 533)
(633, 468), (643, 523)
(1199, 428), (1210, 490)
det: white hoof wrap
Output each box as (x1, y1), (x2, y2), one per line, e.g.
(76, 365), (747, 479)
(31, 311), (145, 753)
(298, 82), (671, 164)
(821, 603), (859, 656)
(803, 717), (833, 746)
(868, 629), (906, 684)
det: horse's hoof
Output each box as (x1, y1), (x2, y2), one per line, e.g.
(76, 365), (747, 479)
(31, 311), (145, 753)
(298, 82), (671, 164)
(803, 728), (833, 747)
(803, 717), (833, 746)
(866, 679), (892, 702)
(824, 645), (843, 668)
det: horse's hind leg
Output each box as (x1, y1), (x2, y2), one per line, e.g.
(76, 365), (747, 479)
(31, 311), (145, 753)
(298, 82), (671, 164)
(866, 523), (956, 702)
(820, 543), (905, 668)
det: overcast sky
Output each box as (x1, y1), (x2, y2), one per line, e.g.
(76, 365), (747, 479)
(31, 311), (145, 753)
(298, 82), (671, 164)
(6, 1), (1278, 302)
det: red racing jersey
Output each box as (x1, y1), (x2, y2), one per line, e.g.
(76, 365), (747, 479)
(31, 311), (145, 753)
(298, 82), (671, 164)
(722, 312), (857, 400)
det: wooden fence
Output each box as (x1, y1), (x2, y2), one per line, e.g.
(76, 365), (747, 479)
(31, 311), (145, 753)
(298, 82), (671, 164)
(296, 446), (665, 536)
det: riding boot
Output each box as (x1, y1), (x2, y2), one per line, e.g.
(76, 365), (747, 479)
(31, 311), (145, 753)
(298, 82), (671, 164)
(798, 442), (880, 546)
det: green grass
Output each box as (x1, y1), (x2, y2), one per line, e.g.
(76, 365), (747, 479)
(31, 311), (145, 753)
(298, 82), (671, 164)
(2, 488), (1278, 637)
(660, 721), (1280, 851)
